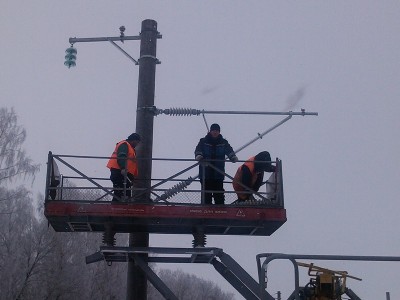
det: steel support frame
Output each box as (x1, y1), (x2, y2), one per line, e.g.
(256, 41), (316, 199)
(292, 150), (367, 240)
(86, 246), (274, 300)
(134, 255), (178, 300)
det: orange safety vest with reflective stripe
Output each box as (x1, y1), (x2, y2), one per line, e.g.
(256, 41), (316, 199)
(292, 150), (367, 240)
(106, 141), (138, 176)
(232, 156), (258, 200)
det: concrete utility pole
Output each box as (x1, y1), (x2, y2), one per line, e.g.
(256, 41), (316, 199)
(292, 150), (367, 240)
(127, 19), (159, 300)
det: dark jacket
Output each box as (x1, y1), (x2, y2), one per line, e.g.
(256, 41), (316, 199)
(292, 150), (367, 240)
(195, 133), (236, 180)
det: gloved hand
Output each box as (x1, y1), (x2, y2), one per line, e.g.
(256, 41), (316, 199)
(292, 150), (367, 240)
(231, 155), (238, 163)
(264, 164), (276, 172)
(120, 169), (128, 177)
(195, 155), (204, 161)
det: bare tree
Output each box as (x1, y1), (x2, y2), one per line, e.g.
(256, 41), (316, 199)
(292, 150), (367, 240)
(35, 229), (127, 300)
(0, 107), (42, 299)
(0, 107), (39, 185)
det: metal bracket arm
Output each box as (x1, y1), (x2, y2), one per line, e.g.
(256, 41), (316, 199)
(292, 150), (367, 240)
(108, 40), (138, 65)
(69, 33), (162, 44)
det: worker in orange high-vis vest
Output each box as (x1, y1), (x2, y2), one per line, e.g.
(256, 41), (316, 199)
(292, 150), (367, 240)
(107, 133), (141, 202)
(232, 151), (276, 201)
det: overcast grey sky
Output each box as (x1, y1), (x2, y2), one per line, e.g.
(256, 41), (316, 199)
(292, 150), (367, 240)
(2, 1), (400, 299)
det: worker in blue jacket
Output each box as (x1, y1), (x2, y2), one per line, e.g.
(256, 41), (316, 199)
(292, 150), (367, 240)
(195, 123), (238, 205)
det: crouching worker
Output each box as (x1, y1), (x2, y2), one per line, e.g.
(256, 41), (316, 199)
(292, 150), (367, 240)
(107, 133), (141, 202)
(232, 151), (276, 202)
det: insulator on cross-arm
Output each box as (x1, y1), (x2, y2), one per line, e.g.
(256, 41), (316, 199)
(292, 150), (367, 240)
(155, 107), (202, 116)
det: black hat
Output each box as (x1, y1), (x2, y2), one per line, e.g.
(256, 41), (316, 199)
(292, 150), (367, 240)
(127, 133), (141, 141)
(254, 151), (275, 172)
(210, 123), (221, 132)
(255, 151), (271, 162)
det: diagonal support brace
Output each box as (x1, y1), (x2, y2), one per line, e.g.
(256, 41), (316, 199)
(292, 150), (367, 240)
(134, 255), (178, 300)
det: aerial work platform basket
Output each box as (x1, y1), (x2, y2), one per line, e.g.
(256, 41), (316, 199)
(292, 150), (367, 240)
(44, 152), (286, 237)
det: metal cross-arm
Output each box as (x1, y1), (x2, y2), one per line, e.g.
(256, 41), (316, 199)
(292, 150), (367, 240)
(68, 35), (162, 65)
(144, 106), (318, 117)
(64, 26), (162, 68)
(69, 34), (162, 44)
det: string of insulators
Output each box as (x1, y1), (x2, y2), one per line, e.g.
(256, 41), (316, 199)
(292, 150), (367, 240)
(158, 176), (194, 201)
(155, 107), (201, 116)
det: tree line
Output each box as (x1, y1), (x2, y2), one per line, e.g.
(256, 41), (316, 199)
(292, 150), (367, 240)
(0, 107), (234, 300)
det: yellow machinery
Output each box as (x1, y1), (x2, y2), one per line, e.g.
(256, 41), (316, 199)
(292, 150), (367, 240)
(297, 262), (362, 300)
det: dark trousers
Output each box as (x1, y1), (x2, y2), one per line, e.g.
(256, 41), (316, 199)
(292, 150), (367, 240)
(201, 180), (225, 205)
(110, 168), (132, 202)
